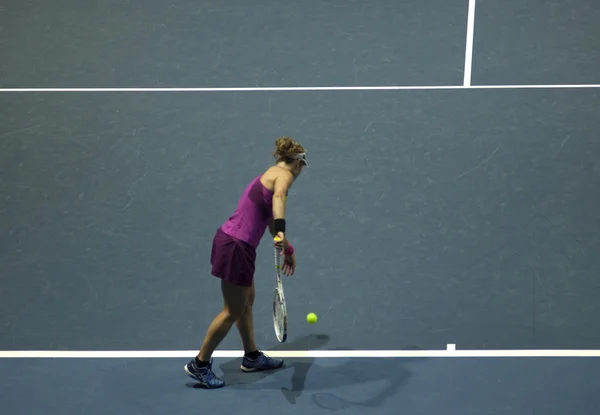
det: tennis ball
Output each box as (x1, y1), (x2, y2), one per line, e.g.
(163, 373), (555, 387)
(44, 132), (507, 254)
(306, 312), (318, 324)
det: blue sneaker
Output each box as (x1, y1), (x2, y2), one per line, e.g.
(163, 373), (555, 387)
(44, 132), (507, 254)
(184, 358), (225, 389)
(240, 351), (284, 372)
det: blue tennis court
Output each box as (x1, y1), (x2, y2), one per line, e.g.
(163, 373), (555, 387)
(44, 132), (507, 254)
(2, 0), (600, 414)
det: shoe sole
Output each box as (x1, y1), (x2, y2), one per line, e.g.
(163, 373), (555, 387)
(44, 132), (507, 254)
(184, 364), (225, 389)
(240, 361), (284, 373)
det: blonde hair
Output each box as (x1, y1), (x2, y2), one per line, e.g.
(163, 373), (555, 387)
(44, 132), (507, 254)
(273, 136), (305, 163)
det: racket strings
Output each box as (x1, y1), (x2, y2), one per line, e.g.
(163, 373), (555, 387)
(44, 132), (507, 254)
(273, 245), (287, 342)
(273, 291), (285, 338)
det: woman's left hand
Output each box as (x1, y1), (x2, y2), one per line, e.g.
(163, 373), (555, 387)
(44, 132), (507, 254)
(282, 253), (296, 276)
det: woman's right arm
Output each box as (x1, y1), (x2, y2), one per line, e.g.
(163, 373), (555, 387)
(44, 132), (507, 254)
(272, 171), (294, 245)
(272, 171), (293, 221)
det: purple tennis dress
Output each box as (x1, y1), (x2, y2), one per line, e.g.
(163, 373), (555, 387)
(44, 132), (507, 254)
(210, 175), (274, 287)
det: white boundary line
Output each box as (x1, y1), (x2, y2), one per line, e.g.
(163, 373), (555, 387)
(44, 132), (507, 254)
(0, 84), (600, 93)
(2, 349), (600, 358)
(463, 0), (477, 86)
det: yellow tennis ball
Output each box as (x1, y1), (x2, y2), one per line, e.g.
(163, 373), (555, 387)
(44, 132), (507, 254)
(306, 313), (318, 324)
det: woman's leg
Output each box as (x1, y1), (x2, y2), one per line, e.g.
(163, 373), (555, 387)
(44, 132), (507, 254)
(235, 279), (257, 354)
(197, 280), (250, 362)
(236, 280), (284, 373)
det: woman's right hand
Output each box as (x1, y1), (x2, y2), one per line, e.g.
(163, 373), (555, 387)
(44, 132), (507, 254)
(274, 232), (288, 253)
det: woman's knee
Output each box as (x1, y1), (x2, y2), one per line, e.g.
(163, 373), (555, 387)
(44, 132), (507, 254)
(222, 305), (245, 321)
(221, 280), (251, 319)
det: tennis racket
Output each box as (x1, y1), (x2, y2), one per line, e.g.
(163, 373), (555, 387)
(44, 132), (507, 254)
(273, 236), (288, 343)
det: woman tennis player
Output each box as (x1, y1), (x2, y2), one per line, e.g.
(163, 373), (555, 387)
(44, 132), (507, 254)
(185, 136), (308, 388)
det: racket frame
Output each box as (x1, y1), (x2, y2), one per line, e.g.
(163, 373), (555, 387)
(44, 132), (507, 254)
(272, 240), (288, 343)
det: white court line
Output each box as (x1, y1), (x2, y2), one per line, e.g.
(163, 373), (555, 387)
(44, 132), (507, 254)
(463, 0), (477, 86)
(1, 349), (600, 358)
(1, 84), (600, 92)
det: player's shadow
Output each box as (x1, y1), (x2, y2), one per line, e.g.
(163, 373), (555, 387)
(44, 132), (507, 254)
(219, 337), (428, 409)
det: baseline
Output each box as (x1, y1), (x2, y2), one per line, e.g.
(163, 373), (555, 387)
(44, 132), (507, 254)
(2, 349), (600, 359)
(2, 84), (600, 93)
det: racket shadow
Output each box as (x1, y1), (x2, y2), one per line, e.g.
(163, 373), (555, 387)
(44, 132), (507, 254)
(307, 344), (425, 410)
(280, 344), (425, 407)
(217, 333), (331, 393)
